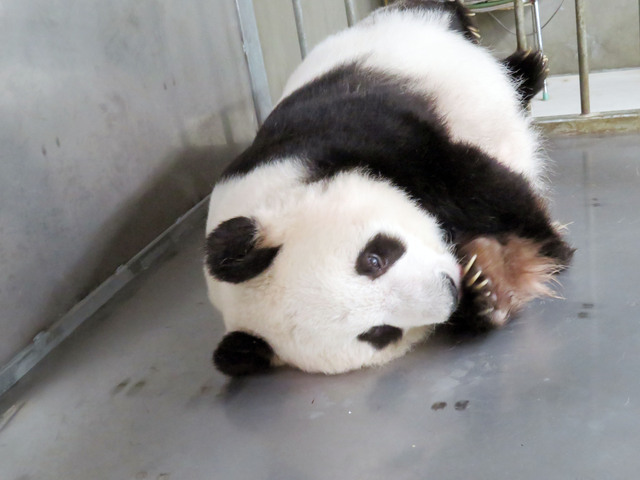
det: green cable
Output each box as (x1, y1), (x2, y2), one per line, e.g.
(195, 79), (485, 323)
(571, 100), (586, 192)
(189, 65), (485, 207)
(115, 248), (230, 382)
(467, 0), (521, 9)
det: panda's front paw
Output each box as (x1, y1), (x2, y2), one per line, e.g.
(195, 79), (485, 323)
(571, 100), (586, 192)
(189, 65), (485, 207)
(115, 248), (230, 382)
(461, 254), (509, 327)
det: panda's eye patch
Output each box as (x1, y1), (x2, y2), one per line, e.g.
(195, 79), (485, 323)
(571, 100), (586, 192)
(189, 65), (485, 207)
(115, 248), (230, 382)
(356, 234), (406, 279)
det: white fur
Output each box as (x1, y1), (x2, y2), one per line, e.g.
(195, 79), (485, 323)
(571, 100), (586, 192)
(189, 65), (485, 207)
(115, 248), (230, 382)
(207, 165), (460, 373)
(282, 7), (544, 190)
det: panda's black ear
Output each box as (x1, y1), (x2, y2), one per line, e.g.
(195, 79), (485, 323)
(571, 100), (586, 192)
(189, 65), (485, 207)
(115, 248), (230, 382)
(213, 331), (275, 376)
(205, 216), (281, 283)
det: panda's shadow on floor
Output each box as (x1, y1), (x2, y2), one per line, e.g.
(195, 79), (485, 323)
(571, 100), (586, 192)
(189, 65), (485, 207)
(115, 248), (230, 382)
(429, 322), (494, 348)
(209, 325), (497, 425)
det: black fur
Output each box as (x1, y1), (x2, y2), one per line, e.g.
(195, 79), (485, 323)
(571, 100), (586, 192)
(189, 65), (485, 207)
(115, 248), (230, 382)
(358, 325), (403, 349)
(213, 331), (274, 376)
(356, 234), (406, 279)
(205, 216), (281, 284)
(222, 64), (570, 267)
(502, 49), (548, 107)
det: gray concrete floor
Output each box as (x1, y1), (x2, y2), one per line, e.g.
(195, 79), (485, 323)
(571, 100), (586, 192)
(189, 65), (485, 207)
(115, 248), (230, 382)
(2, 134), (640, 480)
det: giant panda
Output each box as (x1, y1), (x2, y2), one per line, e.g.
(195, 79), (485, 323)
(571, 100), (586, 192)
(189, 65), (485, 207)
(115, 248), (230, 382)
(204, 0), (573, 376)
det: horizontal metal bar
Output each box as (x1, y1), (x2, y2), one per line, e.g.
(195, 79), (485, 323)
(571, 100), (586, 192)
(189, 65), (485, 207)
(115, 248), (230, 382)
(0, 196), (210, 397)
(535, 110), (640, 136)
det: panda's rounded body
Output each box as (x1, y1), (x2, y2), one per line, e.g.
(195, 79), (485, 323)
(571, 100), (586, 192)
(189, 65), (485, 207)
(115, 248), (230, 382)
(205, 0), (572, 376)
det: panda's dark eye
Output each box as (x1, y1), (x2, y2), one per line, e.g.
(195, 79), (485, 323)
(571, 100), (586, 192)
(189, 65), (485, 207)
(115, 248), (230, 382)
(367, 254), (383, 270)
(356, 234), (406, 279)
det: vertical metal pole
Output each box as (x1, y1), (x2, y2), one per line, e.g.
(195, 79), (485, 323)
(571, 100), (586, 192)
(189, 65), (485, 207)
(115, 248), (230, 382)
(235, 0), (273, 125)
(345, 0), (357, 27)
(575, 0), (591, 114)
(531, 0), (549, 100)
(292, 0), (308, 59)
(514, 0), (528, 51)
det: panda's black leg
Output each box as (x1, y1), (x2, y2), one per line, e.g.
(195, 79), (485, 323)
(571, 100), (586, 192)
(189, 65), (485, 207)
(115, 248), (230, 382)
(501, 49), (549, 108)
(443, 0), (482, 44)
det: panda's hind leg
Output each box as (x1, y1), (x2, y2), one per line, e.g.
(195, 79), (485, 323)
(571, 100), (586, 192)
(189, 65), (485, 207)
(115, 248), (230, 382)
(502, 49), (549, 108)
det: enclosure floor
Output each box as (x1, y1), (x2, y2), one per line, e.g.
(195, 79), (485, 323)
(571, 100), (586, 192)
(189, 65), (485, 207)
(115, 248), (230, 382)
(531, 68), (640, 117)
(2, 134), (640, 480)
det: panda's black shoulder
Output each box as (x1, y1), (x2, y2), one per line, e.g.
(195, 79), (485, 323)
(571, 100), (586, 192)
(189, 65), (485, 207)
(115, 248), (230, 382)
(219, 63), (447, 181)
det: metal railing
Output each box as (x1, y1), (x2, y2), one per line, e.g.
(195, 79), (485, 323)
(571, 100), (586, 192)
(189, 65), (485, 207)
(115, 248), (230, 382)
(237, 0), (639, 132)
(510, 0), (589, 113)
(574, 0), (591, 114)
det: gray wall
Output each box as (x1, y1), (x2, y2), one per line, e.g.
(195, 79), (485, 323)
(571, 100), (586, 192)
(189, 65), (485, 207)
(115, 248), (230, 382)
(0, 0), (257, 365)
(254, 0), (382, 103)
(474, 0), (640, 74)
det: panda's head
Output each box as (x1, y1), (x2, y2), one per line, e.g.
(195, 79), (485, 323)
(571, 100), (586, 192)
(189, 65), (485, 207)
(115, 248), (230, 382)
(205, 171), (461, 375)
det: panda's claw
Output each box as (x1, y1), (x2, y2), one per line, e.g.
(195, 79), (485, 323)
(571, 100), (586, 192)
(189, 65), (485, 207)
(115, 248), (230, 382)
(479, 306), (495, 316)
(462, 254), (477, 276)
(466, 269), (482, 287)
(473, 278), (489, 290)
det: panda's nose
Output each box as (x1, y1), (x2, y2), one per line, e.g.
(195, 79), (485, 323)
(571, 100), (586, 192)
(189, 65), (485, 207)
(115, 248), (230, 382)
(442, 273), (459, 310)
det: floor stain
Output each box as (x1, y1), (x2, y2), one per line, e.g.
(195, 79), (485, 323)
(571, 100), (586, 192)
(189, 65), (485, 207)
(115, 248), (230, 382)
(455, 400), (470, 411)
(431, 401), (447, 411)
(111, 378), (131, 396)
(126, 380), (147, 396)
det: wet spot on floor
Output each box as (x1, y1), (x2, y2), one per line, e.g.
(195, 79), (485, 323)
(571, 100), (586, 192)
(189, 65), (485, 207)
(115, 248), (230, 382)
(582, 303), (594, 309)
(455, 400), (470, 411)
(111, 378), (131, 395)
(431, 401), (447, 411)
(578, 311), (589, 318)
(126, 380), (147, 396)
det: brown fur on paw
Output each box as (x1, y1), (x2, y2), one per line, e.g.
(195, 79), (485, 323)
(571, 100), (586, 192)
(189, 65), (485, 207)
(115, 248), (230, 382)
(458, 234), (565, 327)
